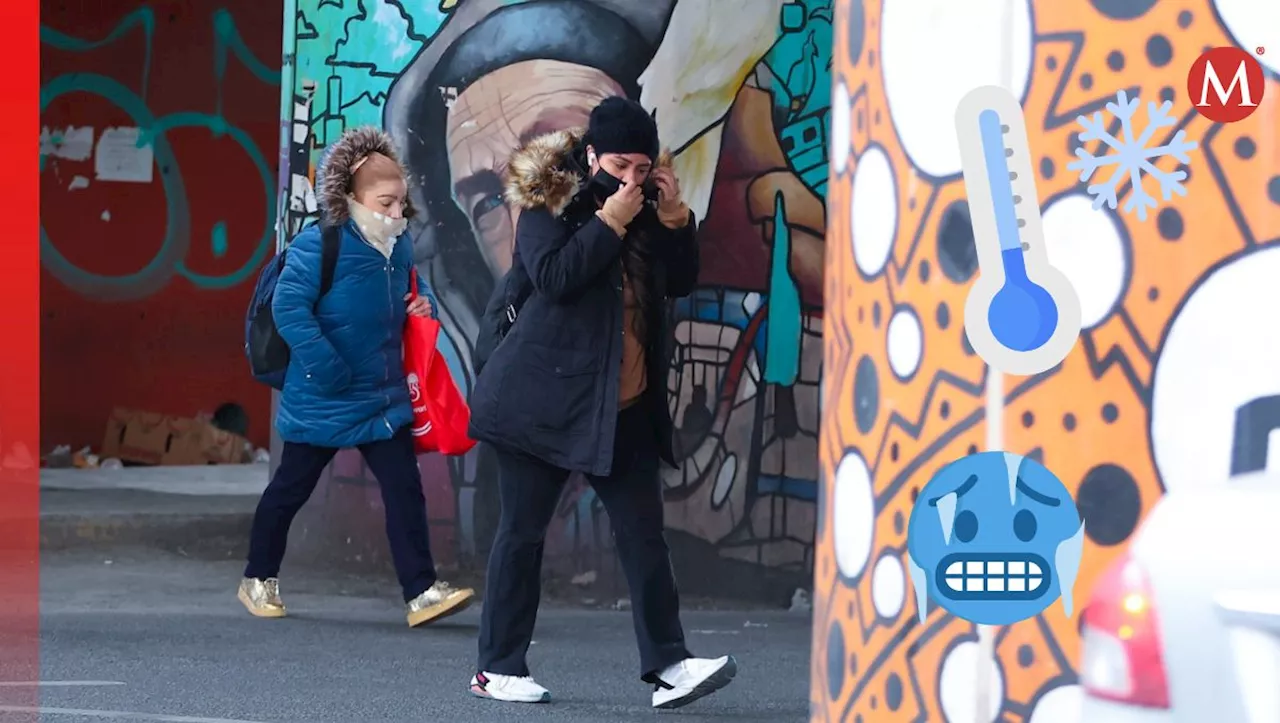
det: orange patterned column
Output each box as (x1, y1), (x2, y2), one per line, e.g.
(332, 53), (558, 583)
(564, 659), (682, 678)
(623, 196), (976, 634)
(815, 0), (1279, 721)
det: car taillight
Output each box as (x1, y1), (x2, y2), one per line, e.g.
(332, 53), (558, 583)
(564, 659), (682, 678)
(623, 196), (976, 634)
(1080, 550), (1171, 709)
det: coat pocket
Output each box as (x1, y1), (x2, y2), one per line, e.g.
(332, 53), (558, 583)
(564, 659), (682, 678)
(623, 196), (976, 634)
(522, 345), (600, 434)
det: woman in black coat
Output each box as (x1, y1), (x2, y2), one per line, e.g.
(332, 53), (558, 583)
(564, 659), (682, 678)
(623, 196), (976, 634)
(466, 97), (737, 709)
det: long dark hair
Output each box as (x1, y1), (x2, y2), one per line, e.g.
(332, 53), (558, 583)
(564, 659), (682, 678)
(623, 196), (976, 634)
(620, 221), (654, 341)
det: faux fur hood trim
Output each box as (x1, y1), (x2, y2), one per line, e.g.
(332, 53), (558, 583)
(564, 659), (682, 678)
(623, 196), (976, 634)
(317, 126), (415, 225)
(502, 127), (674, 217)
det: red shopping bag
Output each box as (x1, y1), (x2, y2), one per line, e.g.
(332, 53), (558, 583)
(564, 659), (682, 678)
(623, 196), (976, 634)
(403, 276), (476, 456)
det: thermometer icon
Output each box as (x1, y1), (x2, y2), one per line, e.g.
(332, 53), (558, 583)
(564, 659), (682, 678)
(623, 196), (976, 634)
(955, 86), (1081, 376)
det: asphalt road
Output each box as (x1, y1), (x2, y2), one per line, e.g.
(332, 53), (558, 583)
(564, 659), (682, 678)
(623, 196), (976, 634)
(25, 548), (811, 722)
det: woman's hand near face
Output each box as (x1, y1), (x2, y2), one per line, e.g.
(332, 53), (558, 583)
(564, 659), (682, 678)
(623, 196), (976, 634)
(651, 167), (683, 214)
(652, 167), (691, 229)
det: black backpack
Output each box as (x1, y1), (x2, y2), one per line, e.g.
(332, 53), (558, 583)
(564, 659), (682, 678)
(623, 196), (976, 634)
(473, 257), (532, 376)
(245, 225), (341, 389)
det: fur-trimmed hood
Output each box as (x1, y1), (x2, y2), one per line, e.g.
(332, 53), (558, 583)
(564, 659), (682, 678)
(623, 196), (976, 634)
(502, 127), (674, 217)
(317, 126), (415, 225)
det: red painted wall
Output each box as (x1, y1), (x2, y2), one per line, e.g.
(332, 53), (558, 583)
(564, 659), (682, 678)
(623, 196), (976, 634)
(40, 0), (282, 451)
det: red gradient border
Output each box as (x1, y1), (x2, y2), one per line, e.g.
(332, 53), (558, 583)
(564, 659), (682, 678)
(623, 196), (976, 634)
(0, 0), (41, 710)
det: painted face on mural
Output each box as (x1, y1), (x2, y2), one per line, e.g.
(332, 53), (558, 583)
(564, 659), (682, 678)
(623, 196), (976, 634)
(445, 59), (625, 278)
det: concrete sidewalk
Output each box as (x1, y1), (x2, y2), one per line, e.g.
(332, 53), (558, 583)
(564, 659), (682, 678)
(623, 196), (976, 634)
(39, 465), (268, 557)
(40, 463), (269, 496)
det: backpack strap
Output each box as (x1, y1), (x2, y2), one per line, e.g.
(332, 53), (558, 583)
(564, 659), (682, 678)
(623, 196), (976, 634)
(319, 224), (341, 297)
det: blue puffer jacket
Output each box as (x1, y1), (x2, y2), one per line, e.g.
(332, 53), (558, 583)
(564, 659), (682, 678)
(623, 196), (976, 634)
(272, 126), (438, 449)
(273, 223), (437, 448)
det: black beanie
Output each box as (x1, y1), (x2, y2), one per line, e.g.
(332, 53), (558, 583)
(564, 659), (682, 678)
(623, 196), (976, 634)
(587, 96), (660, 160)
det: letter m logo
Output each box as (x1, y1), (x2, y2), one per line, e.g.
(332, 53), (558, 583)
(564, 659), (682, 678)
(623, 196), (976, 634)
(1187, 46), (1266, 123)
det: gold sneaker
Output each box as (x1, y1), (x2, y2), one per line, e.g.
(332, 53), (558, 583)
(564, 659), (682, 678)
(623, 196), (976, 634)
(406, 581), (475, 627)
(238, 577), (286, 618)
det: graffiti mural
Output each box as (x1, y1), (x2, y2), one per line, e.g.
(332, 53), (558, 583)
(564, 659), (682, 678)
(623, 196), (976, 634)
(40, 5), (280, 301)
(286, 0), (831, 579)
(815, 0), (1279, 721)
(39, 2), (283, 452)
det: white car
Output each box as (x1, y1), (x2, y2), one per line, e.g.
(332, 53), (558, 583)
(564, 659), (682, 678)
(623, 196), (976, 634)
(1079, 471), (1280, 722)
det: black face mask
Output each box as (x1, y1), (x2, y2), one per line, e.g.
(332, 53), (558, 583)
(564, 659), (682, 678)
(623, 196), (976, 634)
(588, 167), (623, 198)
(589, 166), (661, 203)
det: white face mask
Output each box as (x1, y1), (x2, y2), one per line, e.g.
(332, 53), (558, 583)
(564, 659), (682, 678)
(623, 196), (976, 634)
(348, 198), (407, 248)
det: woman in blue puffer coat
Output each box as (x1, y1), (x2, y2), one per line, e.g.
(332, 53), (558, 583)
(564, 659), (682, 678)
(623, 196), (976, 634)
(237, 126), (474, 627)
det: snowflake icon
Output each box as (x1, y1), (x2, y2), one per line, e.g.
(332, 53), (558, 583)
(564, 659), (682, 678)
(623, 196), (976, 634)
(1066, 90), (1199, 221)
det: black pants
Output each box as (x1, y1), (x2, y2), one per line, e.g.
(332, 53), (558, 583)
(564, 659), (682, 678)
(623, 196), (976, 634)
(244, 425), (438, 602)
(478, 404), (691, 681)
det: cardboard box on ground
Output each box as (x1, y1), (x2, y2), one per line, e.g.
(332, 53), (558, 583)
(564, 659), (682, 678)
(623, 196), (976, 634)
(101, 408), (252, 466)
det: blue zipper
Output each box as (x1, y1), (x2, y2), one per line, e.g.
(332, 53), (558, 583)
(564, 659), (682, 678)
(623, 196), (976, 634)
(384, 255), (395, 435)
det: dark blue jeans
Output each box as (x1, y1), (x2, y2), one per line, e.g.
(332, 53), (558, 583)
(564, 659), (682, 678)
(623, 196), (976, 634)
(244, 425), (437, 602)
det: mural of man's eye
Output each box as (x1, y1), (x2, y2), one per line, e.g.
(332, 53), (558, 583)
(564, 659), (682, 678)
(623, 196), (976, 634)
(954, 510), (978, 543)
(471, 193), (506, 226)
(1013, 509), (1037, 542)
(470, 192), (515, 275)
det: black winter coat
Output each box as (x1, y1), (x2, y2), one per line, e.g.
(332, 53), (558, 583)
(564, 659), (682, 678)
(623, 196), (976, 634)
(467, 128), (699, 477)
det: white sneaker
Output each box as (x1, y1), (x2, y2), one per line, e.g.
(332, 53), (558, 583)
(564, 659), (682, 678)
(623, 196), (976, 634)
(469, 671), (551, 703)
(651, 655), (738, 709)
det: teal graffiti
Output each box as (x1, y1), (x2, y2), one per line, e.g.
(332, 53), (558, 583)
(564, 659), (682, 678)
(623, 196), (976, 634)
(39, 7), (155, 99)
(213, 9), (282, 85)
(213, 7), (282, 120)
(763, 192), (802, 386)
(40, 74), (187, 297)
(40, 7), (280, 300)
(141, 112), (276, 290)
(211, 222), (229, 258)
